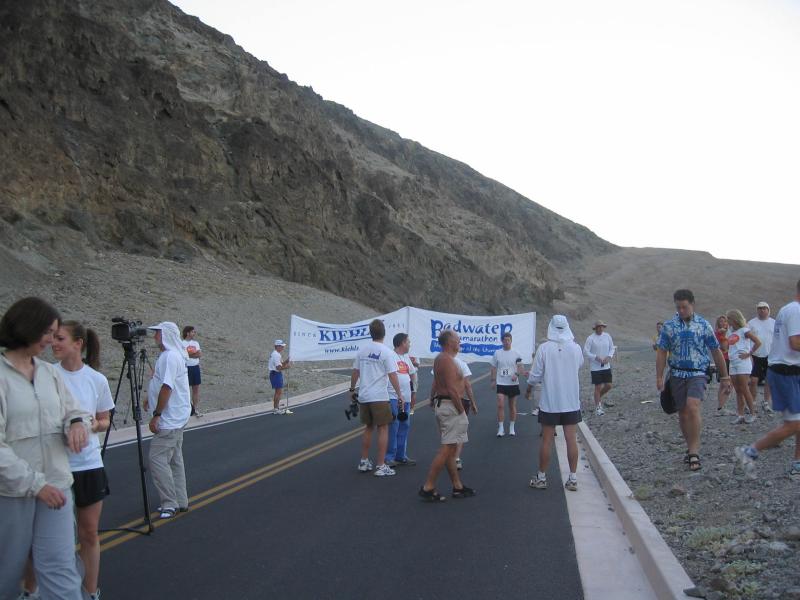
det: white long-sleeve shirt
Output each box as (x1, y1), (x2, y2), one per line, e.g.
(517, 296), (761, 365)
(584, 332), (614, 371)
(528, 340), (584, 413)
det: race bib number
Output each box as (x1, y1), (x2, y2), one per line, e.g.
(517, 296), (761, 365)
(500, 368), (512, 377)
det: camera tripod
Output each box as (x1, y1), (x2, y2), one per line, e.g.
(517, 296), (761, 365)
(101, 340), (154, 535)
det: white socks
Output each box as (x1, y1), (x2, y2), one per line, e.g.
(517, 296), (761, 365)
(568, 472), (577, 482)
(537, 471), (547, 480)
(509, 422), (516, 435)
(497, 423), (505, 435)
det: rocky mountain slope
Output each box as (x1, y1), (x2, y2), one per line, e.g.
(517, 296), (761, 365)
(0, 0), (611, 315)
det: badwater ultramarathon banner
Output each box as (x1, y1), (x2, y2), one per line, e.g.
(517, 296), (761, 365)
(289, 307), (535, 364)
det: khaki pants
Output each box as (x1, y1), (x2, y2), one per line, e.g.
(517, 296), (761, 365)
(149, 428), (188, 510)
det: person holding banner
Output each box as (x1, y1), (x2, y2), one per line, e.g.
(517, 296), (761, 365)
(491, 332), (525, 437)
(269, 340), (292, 415)
(350, 320), (405, 477)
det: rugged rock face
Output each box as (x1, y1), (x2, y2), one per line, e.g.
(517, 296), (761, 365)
(0, 0), (611, 313)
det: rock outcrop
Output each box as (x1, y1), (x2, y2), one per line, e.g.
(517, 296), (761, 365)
(0, 0), (612, 312)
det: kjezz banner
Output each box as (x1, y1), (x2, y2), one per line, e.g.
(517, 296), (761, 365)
(289, 307), (535, 364)
(407, 308), (535, 363)
(288, 308), (409, 362)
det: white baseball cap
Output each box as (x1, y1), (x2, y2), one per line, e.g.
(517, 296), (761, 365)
(274, 339), (286, 346)
(756, 301), (769, 309)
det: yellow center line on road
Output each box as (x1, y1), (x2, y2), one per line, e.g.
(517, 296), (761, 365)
(100, 369), (491, 551)
(99, 426), (363, 548)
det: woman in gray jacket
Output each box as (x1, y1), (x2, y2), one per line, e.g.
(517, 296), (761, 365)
(0, 297), (90, 600)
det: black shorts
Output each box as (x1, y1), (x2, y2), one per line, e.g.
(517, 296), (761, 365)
(591, 370), (612, 385)
(538, 409), (582, 426)
(187, 365), (201, 386)
(751, 356), (768, 381)
(496, 384), (521, 397)
(72, 467), (110, 508)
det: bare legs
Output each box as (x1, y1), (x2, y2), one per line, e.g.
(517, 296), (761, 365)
(538, 425), (579, 473)
(732, 374), (755, 416)
(594, 383), (612, 407)
(360, 424), (388, 465)
(678, 397), (702, 455)
(422, 443), (462, 491)
(272, 388), (283, 411)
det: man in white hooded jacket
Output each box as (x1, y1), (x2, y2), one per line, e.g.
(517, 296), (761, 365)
(528, 315), (584, 491)
(147, 321), (192, 519)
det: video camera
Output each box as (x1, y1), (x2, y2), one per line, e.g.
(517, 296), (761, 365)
(111, 317), (148, 343)
(345, 392), (360, 420)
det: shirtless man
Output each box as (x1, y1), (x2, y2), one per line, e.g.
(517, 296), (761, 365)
(419, 330), (475, 501)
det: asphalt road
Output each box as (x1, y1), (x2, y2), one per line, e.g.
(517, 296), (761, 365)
(97, 363), (584, 600)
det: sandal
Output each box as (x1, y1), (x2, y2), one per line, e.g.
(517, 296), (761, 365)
(418, 486), (447, 502)
(452, 486), (476, 499)
(159, 507), (177, 519)
(687, 454), (701, 471)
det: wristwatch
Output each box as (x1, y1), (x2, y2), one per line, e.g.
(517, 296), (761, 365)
(153, 411), (162, 417)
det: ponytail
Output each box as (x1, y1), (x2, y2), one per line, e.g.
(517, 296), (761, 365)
(61, 320), (101, 369)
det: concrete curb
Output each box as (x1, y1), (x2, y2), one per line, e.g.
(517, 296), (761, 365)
(105, 381), (350, 447)
(578, 422), (695, 600)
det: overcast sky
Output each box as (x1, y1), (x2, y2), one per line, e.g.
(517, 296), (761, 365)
(172, 0), (799, 265)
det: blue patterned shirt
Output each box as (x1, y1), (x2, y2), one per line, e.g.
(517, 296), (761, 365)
(657, 312), (719, 378)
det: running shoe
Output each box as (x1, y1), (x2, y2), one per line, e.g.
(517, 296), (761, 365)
(374, 464), (396, 477)
(603, 399), (615, 407)
(564, 478), (578, 492)
(455, 458), (463, 470)
(731, 416), (745, 425)
(762, 402), (774, 414)
(595, 406), (605, 416)
(734, 446), (757, 479)
(357, 459), (374, 472)
(396, 457), (417, 466)
(744, 415), (756, 424)
(284, 409), (294, 415)
(531, 408), (540, 416)
(529, 476), (547, 489)
(17, 592), (40, 600)
(790, 462), (800, 477)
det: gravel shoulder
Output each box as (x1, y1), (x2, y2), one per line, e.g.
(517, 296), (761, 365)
(587, 349), (800, 600)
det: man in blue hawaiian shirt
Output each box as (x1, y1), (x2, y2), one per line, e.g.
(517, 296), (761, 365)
(656, 289), (731, 471)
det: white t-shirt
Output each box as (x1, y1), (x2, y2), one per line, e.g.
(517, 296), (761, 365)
(268, 350), (283, 372)
(747, 317), (775, 358)
(148, 349), (191, 430)
(57, 363), (115, 472)
(454, 357), (472, 378)
(183, 339), (201, 367)
(353, 341), (397, 403)
(769, 301), (800, 367)
(529, 340), (584, 413)
(583, 332), (615, 371)
(727, 327), (753, 363)
(491, 349), (522, 385)
(387, 352), (416, 402)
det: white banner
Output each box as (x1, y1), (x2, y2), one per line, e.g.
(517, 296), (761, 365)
(289, 308), (409, 362)
(289, 307), (535, 364)
(407, 308), (535, 363)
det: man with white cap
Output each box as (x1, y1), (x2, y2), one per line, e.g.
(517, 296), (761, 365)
(529, 315), (584, 491)
(269, 340), (292, 415)
(584, 320), (615, 415)
(146, 321), (192, 519)
(748, 302), (776, 412)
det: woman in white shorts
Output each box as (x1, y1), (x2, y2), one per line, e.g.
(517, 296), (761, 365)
(727, 309), (762, 424)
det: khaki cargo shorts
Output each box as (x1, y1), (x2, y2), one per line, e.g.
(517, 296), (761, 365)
(359, 400), (393, 427)
(435, 400), (469, 445)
